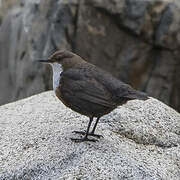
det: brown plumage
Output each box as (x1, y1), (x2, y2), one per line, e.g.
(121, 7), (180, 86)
(38, 50), (148, 142)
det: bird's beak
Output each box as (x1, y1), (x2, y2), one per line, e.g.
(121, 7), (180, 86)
(36, 59), (51, 63)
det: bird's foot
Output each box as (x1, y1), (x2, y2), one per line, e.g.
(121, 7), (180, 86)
(73, 130), (103, 138)
(71, 136), (98, 143)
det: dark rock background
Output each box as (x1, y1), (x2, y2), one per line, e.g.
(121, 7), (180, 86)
(0, 0), (180, 112)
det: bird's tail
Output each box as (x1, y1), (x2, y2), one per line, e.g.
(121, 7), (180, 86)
(125, 90), (149, 100)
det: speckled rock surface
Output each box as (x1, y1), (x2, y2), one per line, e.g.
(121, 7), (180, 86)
(0, 91), (179, 179)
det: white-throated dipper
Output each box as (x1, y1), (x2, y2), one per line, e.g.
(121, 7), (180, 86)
(38, 50), (148, 142)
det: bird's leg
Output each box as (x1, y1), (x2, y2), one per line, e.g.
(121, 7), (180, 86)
(71, 117), (97, 142)
(89, 117), (103, 138)
(91, 117), (100, 134)
(73, 117), (103, 138)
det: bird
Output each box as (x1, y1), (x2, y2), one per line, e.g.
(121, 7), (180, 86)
(38, 50), (148, 142)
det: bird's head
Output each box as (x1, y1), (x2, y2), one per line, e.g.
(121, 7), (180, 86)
(37, 50), (85, 69)
(37, 50), (74, 64)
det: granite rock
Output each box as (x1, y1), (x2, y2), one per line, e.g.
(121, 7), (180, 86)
(0, 91), (180, 179)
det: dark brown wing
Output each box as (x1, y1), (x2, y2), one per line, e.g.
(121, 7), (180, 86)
(90, 65), (149, 102)
(59, 68), (116, 117)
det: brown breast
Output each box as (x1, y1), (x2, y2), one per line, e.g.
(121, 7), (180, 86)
(55, 87), (70, 108)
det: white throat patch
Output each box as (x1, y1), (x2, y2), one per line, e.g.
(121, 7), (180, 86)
(50, 63), (63, 91)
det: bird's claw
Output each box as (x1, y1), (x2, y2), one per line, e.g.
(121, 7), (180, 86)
(70, 137), (98, 142)
(90, 134), (103, 138)
(73, 130), (103, 138)
(73, 130), (86, 135)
